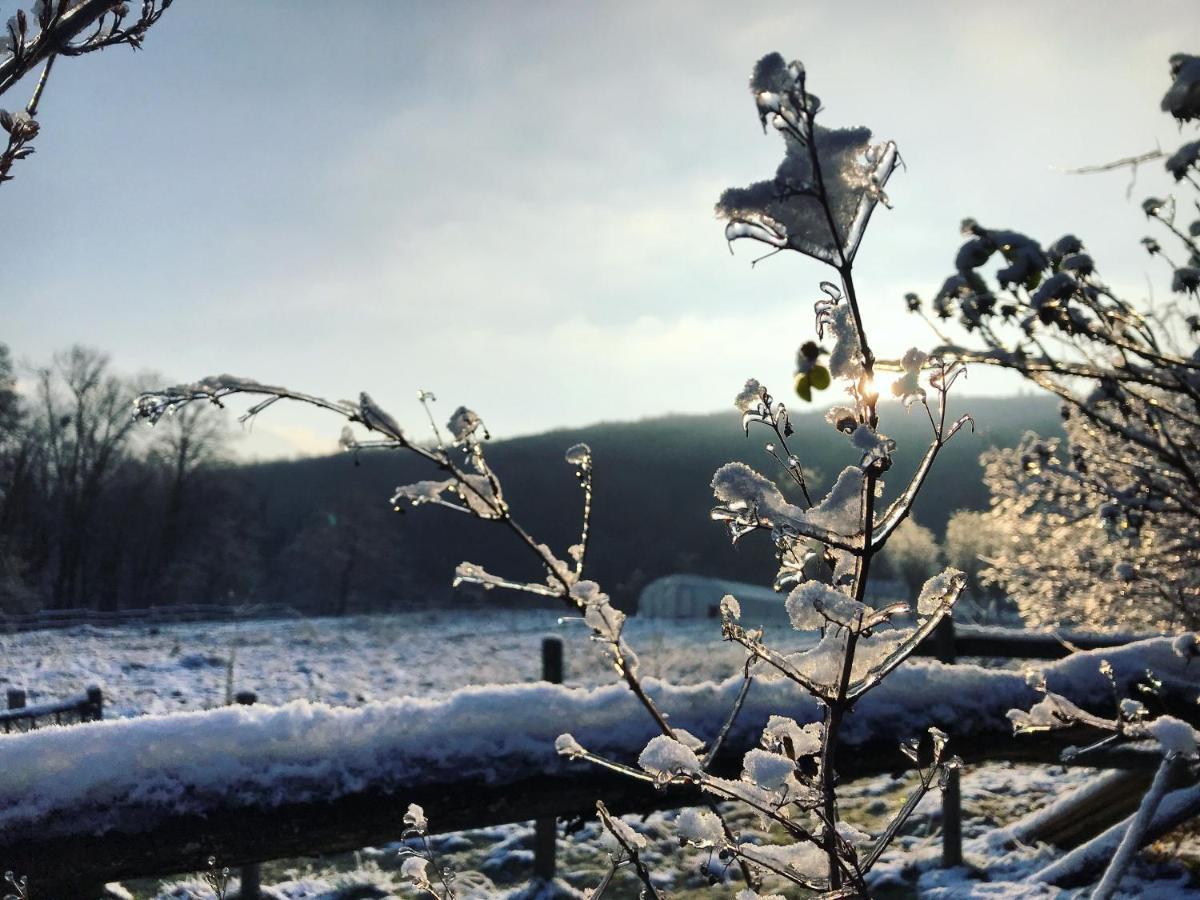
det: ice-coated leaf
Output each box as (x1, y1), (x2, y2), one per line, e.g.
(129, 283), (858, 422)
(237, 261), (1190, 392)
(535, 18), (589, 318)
(1146, 716), (1200, 756)
(404, 803), (428, 833)
(447, 406), (484, 441)
(676, 808), (725, 847)
(358, 392), (404, 438)
(734, 378), (766, 413)
(720, 593), (742, 621)
(602, 814), (648, 851)
(916, 568), (967, 616)
(891, 347), (929, 407)
(741, 748), (798, 791)
(1007, 692), (1112, 734)
(638, 735), (703, 777)
(762, 716), (823, 758)
(824, 303), (865, 380)
(785, 630), (846, 689)
(710, 461), (866, 545)
(850, 425), (895, 467)
(555, 733), (585, 758)
(717, 53), (900, 265)
(400, 856), (429, 881)
(1162, 53), (1200, 121)
(805, 466), (868, 534)
(785, 580), (866, 631)
(738, 839), (829, 884)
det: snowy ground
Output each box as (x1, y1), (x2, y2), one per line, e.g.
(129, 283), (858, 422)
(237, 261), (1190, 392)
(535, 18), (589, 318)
(2, 610), (1197, 898)
(0, 608), (813, 718)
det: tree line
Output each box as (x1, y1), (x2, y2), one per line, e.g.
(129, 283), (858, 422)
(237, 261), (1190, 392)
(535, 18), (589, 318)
(0, 340), (1061, 617)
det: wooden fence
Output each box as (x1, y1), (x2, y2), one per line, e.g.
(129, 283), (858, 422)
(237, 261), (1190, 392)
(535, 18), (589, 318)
(0, 620), (1183, 896)
(0, 603), (304, 633)
(0, 685), (102, 733)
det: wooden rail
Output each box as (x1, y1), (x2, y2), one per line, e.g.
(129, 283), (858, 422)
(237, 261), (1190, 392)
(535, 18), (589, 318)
(0, 603), (303, 633)
(914, 620), (1148, 662)
(0, 685), (102, 733)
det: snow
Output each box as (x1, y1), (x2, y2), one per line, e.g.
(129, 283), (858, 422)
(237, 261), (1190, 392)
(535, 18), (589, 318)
(1146, 715), (1199, 756)
(637, 734), (704, 777)
(675, 808), (723, 847)
(784, 580), (862, 630)
(2, 627), (1191, 847)
(740, 748), (796, 791)
(3, 613), (1197, 897)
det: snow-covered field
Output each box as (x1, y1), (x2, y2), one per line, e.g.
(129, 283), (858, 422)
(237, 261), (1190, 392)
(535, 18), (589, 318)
(0, 609), (816, 718)
(2, 610), (1197, 899)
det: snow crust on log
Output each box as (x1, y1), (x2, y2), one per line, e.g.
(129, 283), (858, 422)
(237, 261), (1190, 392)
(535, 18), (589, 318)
(0, 637), (1188, 839)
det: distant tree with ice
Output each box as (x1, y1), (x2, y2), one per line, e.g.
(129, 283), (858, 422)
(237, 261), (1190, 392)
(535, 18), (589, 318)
(904, 54), (1200, 632)
(877, 517), (942, 597)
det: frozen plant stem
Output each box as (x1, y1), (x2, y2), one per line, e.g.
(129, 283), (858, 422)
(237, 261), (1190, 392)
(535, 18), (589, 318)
(135, 51), (970, 898)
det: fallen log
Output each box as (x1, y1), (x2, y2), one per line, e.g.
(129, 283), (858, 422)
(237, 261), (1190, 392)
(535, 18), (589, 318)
(1032, 768), (1200, 888)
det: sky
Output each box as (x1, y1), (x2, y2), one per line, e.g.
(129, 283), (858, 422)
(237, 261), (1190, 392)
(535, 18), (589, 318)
(1, 0), (1197, 458)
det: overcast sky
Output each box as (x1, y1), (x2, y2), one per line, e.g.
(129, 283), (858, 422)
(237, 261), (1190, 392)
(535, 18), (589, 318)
(2, 1), (1196, 457)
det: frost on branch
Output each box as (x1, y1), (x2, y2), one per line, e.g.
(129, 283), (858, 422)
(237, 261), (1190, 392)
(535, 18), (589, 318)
(710, 462), (866, 546)
(817, 300), (864, 380)
(716, 52), (900, 265)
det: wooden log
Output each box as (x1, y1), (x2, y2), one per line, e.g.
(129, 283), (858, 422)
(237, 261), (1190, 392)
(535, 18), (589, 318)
(1033, 771), (1200, 887)
(991, 769), (1156, 851)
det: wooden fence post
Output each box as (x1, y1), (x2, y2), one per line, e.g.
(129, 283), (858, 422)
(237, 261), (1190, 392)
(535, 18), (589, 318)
(5, 688), (25, 733)
(932, 617), (963, 868)
(86, 686), (103, 722)
(235, 690), (262, 900)
(534, 637), (564, 881)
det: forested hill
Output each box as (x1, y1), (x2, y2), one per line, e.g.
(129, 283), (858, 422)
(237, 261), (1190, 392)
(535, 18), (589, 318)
(242, 394), (1062, 612)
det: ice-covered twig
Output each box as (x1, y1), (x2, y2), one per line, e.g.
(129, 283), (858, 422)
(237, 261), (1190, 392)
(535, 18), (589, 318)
(596, 801), (661, 900)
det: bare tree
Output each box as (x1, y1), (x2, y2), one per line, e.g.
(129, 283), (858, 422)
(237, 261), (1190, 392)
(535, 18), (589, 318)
(28, 345), (138, 608)
(0, 0), (173, 186)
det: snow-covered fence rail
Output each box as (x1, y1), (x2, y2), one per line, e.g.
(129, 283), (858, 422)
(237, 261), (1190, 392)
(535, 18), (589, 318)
(0, 638), (1193, 893)
(0, 603), (305, 632)
(0, 685), (101, 733)
(913, 620), (1152, 662)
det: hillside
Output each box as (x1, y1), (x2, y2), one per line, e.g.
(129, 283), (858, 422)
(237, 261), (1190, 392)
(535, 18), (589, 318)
(241, 394), (1063, 611)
